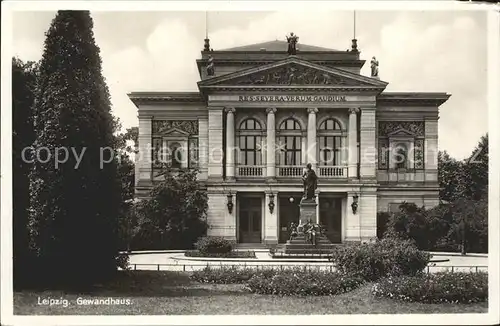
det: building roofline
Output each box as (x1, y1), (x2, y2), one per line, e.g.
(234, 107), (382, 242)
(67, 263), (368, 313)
(127, 92), (203, 107)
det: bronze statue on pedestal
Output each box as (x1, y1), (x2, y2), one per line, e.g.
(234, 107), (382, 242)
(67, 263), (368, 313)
(302, 163), (318, 200)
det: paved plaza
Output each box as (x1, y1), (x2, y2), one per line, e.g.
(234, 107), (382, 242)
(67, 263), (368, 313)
(127, 251), (488, 273)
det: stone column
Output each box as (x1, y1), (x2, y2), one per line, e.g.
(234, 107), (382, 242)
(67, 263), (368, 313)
(208, 107), (224, 180)
(225, 107), (236, 180)
(301, 135), (307, 165)
(137, 115), (153, 186)
(348, 108), (359, 178)
(360, 108), (377, 180)
(307, 108), (318, 169)
(266, 108), (277, 180)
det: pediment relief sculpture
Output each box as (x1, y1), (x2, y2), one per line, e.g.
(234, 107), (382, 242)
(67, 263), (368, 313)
(152, 120), (199, 135)
(225, 64), (362, 86)
(378, 121), (424, 137)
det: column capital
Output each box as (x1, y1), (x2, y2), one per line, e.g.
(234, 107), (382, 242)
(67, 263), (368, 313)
(225, 107), (236, 113)
(349, 107), (360, 114)
(266, 107), (277, 114)
(307, 107), (319, 114)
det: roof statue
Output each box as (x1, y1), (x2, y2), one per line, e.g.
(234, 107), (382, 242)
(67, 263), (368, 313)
(206, 55), (215, 76)
(371, 56), (379, 78)
(286, 32), (299, 55)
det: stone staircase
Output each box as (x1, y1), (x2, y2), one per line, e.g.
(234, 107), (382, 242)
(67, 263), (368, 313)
(271, 234), (338, 258)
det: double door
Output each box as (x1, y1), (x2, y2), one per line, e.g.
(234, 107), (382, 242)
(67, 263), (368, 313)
(238, 197), (262, 243)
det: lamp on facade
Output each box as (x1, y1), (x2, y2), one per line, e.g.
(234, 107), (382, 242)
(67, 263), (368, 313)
(227, 192), (234, 214)
(268, 193), (275, 214)
(351, 193), (359, 214)
(289, 197), (294, 203)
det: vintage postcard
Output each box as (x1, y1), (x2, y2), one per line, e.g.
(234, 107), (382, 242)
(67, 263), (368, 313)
(1, 1), (499, 325)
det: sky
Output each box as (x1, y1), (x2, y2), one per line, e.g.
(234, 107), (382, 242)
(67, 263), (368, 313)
(12, 10), (488, 159)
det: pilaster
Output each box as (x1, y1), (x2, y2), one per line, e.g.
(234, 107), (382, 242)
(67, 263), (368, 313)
(137, 115), (153, 185)
(348, 108), (359, 178)
(208, 107), (224, 181)
(360, 107), (377, 180)
(264, 191), (278, 245)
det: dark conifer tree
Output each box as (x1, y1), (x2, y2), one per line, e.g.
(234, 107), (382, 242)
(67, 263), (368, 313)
(29, 11), (121, 287)
(12, 58), (37, 288)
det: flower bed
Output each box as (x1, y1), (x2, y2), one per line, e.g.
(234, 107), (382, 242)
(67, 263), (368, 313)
(184, 250), (256, 258)
(372, 271), (488, 304)
(246, 268), (365, 296)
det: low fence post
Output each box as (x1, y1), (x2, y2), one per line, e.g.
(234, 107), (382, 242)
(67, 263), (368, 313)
(451, 266), (454, 273)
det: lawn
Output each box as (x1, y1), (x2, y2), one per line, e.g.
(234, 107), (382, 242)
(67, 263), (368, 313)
(14, 271), (488, 315)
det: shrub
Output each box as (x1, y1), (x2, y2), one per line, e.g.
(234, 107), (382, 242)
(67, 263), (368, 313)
(194, 236), (234, 254)
(330, 237), (431, 281)
(185, 250), (256, 258)
(191, 266), (271, 284)
(246, 268), (365, 296)
(115, 253), (130, 270)
(372, 272), (488, 304)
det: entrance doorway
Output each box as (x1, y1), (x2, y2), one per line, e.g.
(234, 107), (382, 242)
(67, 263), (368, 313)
(238, 197), (262, 243)
(319, 197), (342, 243)
(278, 194), (301, 243)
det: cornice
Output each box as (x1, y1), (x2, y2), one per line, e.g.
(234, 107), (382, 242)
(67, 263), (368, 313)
(128, 92), (205, 106)
(377, 92), (451, 107)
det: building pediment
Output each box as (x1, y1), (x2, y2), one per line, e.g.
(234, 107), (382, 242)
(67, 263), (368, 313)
(198, 56), (387, 90)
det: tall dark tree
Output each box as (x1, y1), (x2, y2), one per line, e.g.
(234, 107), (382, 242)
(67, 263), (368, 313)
(29, 11), (121, 287)
(12, 58), (38, 288)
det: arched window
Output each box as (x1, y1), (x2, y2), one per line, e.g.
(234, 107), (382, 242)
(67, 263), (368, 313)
(278, 118), (302, 166)
(318, 118), (342, 166)
(319, 118), (341, 131)
(238, 118), (263, 166)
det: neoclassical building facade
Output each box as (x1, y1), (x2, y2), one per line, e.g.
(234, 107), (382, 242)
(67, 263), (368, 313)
(129, 39), (449, 246)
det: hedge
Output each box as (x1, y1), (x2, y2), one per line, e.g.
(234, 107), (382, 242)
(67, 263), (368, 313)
(330, 237), (431, 281)
(372, 271), (488, 304)
(194, 236), (234, 254)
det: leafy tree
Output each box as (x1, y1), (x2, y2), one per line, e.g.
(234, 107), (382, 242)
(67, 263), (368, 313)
(133, 167), (208, 250)
(114, 125), (138, 251)
(444, 198), (488, 254)
(29, 11), (121, 287)
(438, 150), (465, 202)
(463, 134), (488, 201)
(438, 134), (488, 202)
(12, 57), (38, 288)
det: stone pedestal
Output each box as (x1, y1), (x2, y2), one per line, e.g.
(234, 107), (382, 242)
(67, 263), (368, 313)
(298, 198), (317, 233)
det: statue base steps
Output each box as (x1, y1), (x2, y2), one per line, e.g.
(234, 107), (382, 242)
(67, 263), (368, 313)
(271, 235), (340, 258)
